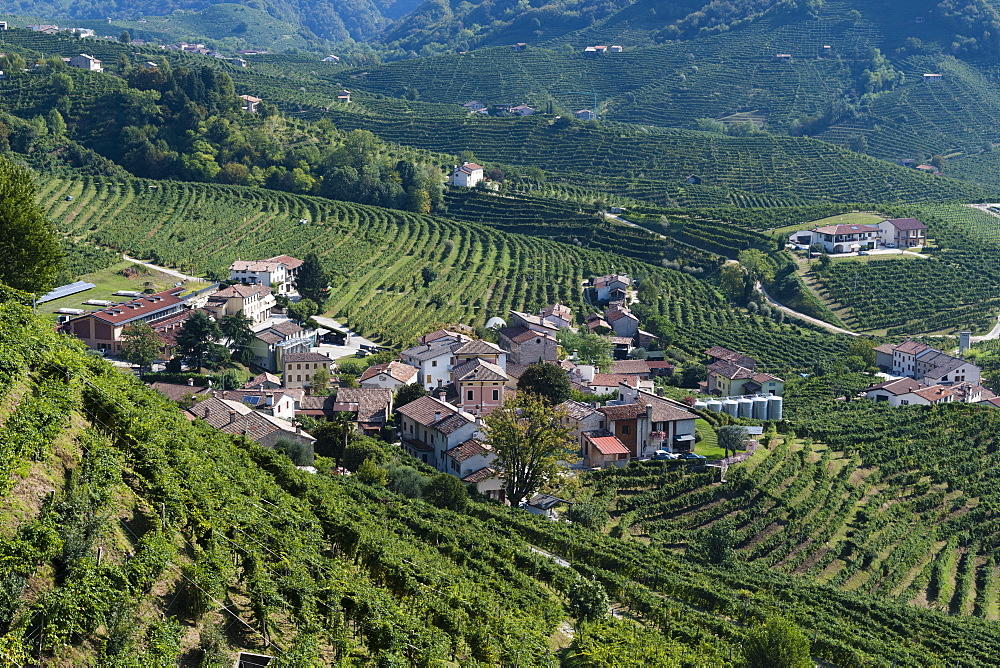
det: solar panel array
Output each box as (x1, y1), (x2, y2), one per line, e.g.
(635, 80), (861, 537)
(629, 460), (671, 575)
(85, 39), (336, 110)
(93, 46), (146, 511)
(36, 281), (96, 304)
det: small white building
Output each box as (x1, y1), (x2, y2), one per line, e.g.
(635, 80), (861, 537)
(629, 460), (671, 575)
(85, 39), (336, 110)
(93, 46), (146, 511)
(69, 53), (102, 72)
(358, 360), (420, 391)
(449, 162), (484, 188)
(397, 395), (478, 469)
(228, 255), (303, 295)
(574, 109), (596, 121)
(401, 339), (462, 391)
(322, 55), (340, 62)
(239, 94), (262, 113)
(593, 274), (631, 302)
(790, 224), (880, 254)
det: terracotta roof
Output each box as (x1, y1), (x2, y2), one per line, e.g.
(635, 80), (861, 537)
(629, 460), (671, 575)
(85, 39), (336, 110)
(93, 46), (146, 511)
(505, 362), (530, 379)
(599, 403), (645, 420)
(812, 224), (880, 235)
(283, 352), (331, 364)
(299, 395), (334, 412)
(558, 400), (598, 421)
(587, 319), (612, 332)
(214, 284), (271, 299)
(584, 430), (629, 455)
(705, 346), (757, 368)
(540, 303), (572, 319)
(455, 340), (504, 355)
(610, 360), (650, 375)
(874, 343), (897, 355)
(80, 288), (186, 326)
(646, 361), (675, 369)
(418, 328), (468, 344)
(882, 218), (927, 231)
(336, 387), (392, 423)
(606, 308), (638, 322)
(396, 395), (474, 433)
(445, 438), (491, 462)
(359, 360), (418, 384)
(264, 254), (303, 270)
(593, 274), (631, 288)
(459, 162), (483, 173)
(188, 396), (284, 442)
(462, 466), (497, 484)
(637, 392), (696, 423)
(244, 372), (282, 389)
(149, 382), (208, 402)
(510, 311), (558, 331)
(230, 260), (283, 272)
(608, 336), (632, 345)
(257, 331), (283, 345)
(268, 321), (303, 337)
(895, 341), (929, 355)
(454, 358), (508, 383)
(865, 378), (925, 395)
(499, 325), (540, 345)
(590, 374), (639, 388)
(912, 385), (955, 402)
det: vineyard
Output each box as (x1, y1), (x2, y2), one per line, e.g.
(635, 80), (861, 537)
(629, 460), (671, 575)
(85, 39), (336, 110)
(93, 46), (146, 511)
(817, 205), (1000, 334)
(1, 301), (999, 664)
(586, 398), (1000, 624)
(39, 173), (851, 365)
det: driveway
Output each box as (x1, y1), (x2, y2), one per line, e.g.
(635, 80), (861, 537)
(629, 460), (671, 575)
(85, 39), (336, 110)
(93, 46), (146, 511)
(311, 315), (380, 360)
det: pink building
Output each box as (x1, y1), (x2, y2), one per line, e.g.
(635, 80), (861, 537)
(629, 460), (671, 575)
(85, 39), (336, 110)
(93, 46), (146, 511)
(453, 358), (510, 415)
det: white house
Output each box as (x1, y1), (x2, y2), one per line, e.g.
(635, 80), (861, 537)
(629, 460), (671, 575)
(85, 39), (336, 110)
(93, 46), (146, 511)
(877, 217), (928, 248)
(69, 54), (102, 72)
(558, 400), (607, 454)
(540, 303), (573, 329)
(864, 378), (988, 406)
(401, 339), (463, 391)
(791, 224), (880, 253)
(511, 104), (535, 116)
(593, 274), (631, 302)
(574, 109), (597, 121)
(397, 395), (478, 469)
(322, 55), (340, 62)
(886, 341), (980, 385)
(203, 284), (276, 325)
(443, 438), (503, 500)
(239, 95), (262, 113)
(358, 360), (419, 391)
(229, 255), (303, 295)
(449, 162), (484, 188)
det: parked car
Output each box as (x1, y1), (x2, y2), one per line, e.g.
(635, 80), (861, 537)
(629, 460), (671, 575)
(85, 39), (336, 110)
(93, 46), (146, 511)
(679, 452), (706, 460)
(857, 250), (869, 256)
(354, 349), (370, 358)
(652, 450), (679, 460)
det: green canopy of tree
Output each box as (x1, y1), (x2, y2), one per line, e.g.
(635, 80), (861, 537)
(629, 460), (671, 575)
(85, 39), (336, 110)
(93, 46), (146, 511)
(424, 473), (468, 512)
(516, 362), (572, 405)
(557, 330), (613, 371)
(568, 578), (609, 624)
(174, 310), (222, 371)
(295, 253), (330, 305)
(740, 617), (813, 668)
(717, 425), (750, 459)
(120, 321), (162, 371)
(395, 383), (427, 409)
(342, 436), (385, 472)
(0, 156), (62, 293)
(484, 393), (575, 508)
(218, 311), (255, 365)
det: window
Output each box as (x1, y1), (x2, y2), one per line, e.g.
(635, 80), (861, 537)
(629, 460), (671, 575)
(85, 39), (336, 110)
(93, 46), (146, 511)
(492, 389), (500, 401)
(621, 425), (630, 435)
(296, 375), (301, 382)
(432, 360), (437, 367)
(467, 390), (474, 401)
(901, 400), (909, 405)
(599, 420), (605, 429)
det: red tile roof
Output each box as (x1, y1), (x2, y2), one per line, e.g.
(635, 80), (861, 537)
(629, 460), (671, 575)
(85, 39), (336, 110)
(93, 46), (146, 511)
(812, 224), (880, 235)
(359, 360), (419, 384)
(283, 352), (332, 364)
(396, 395), (474, 433)
(590, 374), (639, 388)
(462, 466), (498, 484)
(585, 431), (629, 456)
(599, 403), (645, 420)
(610, 360), (650, 375)
(336, 387), (392, 424)
(213, 284), (272, 299)
(445, 438), (491, 462)
(85, 288), (187, 326)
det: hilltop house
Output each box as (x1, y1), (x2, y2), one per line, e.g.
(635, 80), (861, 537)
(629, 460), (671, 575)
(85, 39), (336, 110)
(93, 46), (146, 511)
(64, 287), (188, 355)
(876, 341), (980, 385)
(498, 311), (559, 364)
(281, 352), (332, 390)
(228, 255), (303, 295)
(449, 162), (484, 188)
(239, 95), (262, 113)
(605, 302), (639, 338)
(794, 224), (880, 253)
(69, 54), (102, 71)
(203, 284), (275, 324)
(574, 109), (596, 121)
(877, 218), (928, 248)
(593, 274), (631, 302)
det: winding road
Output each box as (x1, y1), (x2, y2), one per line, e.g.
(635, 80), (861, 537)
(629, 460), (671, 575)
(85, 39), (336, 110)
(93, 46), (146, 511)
(122, 255), (207, 282)
(757, 283), (858, 336)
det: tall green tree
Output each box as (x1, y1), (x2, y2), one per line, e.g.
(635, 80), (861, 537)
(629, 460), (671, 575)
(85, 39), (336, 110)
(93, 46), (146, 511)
(175, 311), (222, 371)
(484, 393), (575, 508)
(717, 425), (750, 459)
(557, 330), (613, 371)
(0, 157), (62, 293)
(295, 253), (329, 305)
(516, 362), (572, 405)
(218, 311), (255, 365)
(424, 473), (468, 511)
(120, 321), (161, 371)
(741, 617), (812, 668)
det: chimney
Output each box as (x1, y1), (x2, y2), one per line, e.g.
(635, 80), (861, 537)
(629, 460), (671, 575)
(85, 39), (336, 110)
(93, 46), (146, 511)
(295, 425), (301, 434)
(223, 391), (228, 400)
(187, 377), (194, 386)
(437, 389), (447, 400)
(228, 410), (237, 425)
(646, 404), (653, 420)
(434, 411), (441, 423)
(203, 406), (210, 418)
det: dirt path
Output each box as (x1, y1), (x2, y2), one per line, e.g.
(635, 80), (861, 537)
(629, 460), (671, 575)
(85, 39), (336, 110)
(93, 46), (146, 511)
(122, 255), (207, 282)
(757, 283), (858, 336)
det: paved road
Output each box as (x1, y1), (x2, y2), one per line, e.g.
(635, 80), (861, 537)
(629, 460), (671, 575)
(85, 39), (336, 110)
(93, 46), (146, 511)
(972, 315), (1000, 343)
(757, 283), (858, 337)
(122, 255), (207, 282)
(603, 212), (667, 239)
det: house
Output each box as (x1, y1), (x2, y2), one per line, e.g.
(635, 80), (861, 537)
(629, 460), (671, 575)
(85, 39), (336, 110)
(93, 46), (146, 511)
(444, 438), (504, 500)
(149, 380), (210, 404)
(337, 89), (351, 103)
(584, 46), (608, 55)
(883, 341), (980, 385)
(282, 352), (332, 390)
(609, 360), (651, 379)
(251, 320), (315, 372)
(800, 224), (880, 253)
(322, 55), (340, 62)
(69, 54), (102, 72)
(705, 346), (757, 369)
(916, 164), (940, 174)
(463, 101), (487, 112)
(524, 494), (571, 519)
(605, 302), (639, 338)
(454, 339), (506, 369)
(449, 162), (484, 188)
(69, 28), (95, 38)
(864, 379), (989, 406)
(877, 218), (927, 249)
(923, 73), (942, 80)
(401, 339), (463, 391)
(453, 358), (510, 416)
(574, 109), (596, 121)
(593, 274), (631, 302)
(540, 303), (573, 329)
(0, 22), (7, 30)
(232, 58), (248, 68)
(608, 45), (623, 53)
(583, 430), (630, 467)
(862, 377), (927, 406)
(498, 325), (558, 365)
(511, 104), (535, 116)
(64, 288), (188, 355)
(646, 361), (675, 378)
(203, 284), (275, 324)
(397, 395), (478, 468)
(775, 53), (793, 61)
(359, 360), (419, 391)
(28, 25), (60, 35)
(707, 360), (783, 397)
(333, 387), (393, 435)
(621, 386), (698, 456)
(239, 95), (262, 113)
(511, 43), (527, 51)
(585, 314), (612, 335)
(418, 328), (473, 346)
(188, 396), (314, 448)
(244, 372), (283, 390)
(210, 388), (298, 420)
(609, 336), (633, 360)
(229, 255), (304, 295)
(558, 400), (607, 455)
(590, 374), (651, 396)
(685, 175), (703, 185)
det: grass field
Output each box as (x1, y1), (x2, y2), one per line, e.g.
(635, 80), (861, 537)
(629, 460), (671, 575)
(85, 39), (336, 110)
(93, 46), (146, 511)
(693, 419), (725, 459)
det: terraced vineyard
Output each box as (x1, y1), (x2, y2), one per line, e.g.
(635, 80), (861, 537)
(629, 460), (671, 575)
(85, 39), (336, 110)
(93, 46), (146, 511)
(817, 205), (1000, 334)
(591, 400), (1000, 619)
(41, 174), (851, 364)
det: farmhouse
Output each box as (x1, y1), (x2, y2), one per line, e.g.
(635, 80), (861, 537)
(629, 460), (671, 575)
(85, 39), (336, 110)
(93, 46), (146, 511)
(864, 378), (989, 406)
(877, 217), (927, 248)
(707, 360), (784, 397)
(797, 224), (880, 253)
(593, 274), (631, 302)
(463, 101), (486, 112)
(877, 341), (981, 385)
(281, 352), (332, 390)
(69, 54), (102, 72)
(498, 311), (559, 364)
(229, 255), (303, 295)
(188, 396), (314, 449)
(337, 89), (351, 103)
(239, 95), (262, 113)
(397, 395), (478, 468)
(449, 162), (484, 188)
(358, 360), (419, 391)
(511, 104), (535, 116)
(203, 284), (275, 324)
(575, 109), (596, 121)
(605, 302), (639, 338)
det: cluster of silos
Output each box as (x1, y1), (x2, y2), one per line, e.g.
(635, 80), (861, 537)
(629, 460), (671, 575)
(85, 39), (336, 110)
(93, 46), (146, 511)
(697, 395), (782, 421)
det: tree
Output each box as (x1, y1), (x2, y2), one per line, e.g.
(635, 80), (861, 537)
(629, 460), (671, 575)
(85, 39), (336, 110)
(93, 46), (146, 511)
(568, 578), (609, 624)
(356, 458), (387, 485)
(0, 156), (62, 293)
(310, 367), (331, 396)
(218, 311), (255, 365)
(738, 249), (775, 294)
(718, 263), (746, 302)
(295, 253), (330, 305)
(395, 383), (427, 409)
(517, 362), (572, 405)
(119, 30), (131, 44)
(120, 321), (161, 371)
(847, 338), (876, 369)
(717, 425), (750, 459)
(680, 363), (706, 389)
(557, 330), (613, 371)
(387, 465), (426, 498)
(175, 311), (222, 371)
(741, 617), (812, 668)
(484, 393), (575, 508)
(424, 473), (468, 511)
(286, 298), (318, 323)
(342, 437), (384, 472)
(693, 520), (737, 565)
(273, 437), (314, 467)
(567, 500), (607, 530)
